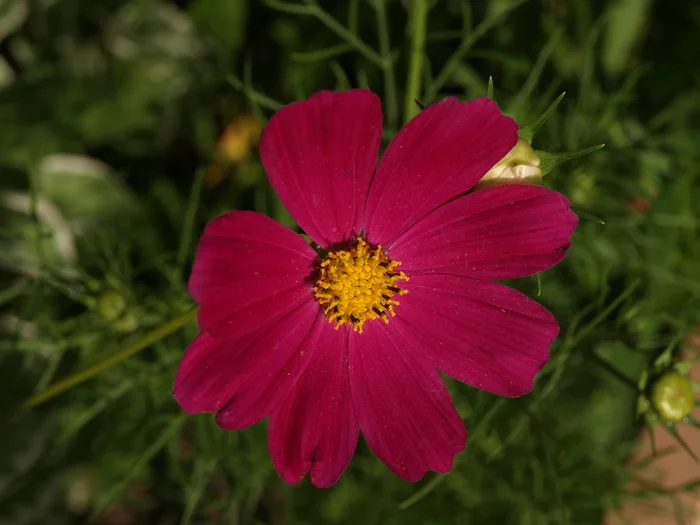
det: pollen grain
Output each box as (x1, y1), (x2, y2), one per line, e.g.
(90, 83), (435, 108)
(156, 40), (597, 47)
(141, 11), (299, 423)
(314, 238), (408, 333)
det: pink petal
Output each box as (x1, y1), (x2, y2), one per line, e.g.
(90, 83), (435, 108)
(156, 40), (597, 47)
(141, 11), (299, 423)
(364, 97), (518, 247)
(348, 322), (467, 482)
(214, 307), (324, 430)
(173, 332), (232, 414)
(396, 274), (557, 397)
(390, 185), (578, 279)
(188, 210), (318, 340)
(259, 89), (383, 249)
(267, 321), (358, 487)
(173, 300), (320, 422)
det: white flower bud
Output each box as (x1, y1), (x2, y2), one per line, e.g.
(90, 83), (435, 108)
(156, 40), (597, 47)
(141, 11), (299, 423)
(474, 138), (542, 191)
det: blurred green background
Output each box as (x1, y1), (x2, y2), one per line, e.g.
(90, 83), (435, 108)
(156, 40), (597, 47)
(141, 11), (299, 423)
(1, 0), (699, 523)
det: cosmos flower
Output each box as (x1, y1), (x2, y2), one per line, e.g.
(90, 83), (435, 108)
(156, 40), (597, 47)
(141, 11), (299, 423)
(174, 89), (578, 487)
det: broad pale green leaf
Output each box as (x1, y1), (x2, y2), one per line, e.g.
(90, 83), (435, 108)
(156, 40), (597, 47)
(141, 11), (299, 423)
(36, 154), (136, 224)
(0, 0), (28, 40)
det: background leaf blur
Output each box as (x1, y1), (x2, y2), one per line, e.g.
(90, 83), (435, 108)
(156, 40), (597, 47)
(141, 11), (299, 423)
(1, 0), (699, 524)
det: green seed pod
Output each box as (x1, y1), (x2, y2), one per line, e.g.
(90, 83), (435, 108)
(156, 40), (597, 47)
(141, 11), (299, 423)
(97, 290), (127, 322)
(113, 310), (139, 333)
(651, 372), (694, 422)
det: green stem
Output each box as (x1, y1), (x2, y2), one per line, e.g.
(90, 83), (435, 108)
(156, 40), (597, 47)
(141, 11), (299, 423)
(404, 0), (429, 122)
(226, 74), (283, 112)
(308, 2), (385, 67)
(18, 309), (198, 410)
(587, 351), (639, 391)
(177, 168), (205, 274)
(425, 0), (528, 101)
(91, 414), (187, 519)
(376, 0), (398, 132)
(27, 165), (47, 271)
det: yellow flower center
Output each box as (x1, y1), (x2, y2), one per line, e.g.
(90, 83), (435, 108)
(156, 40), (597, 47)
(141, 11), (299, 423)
(314, 238), (408, 333)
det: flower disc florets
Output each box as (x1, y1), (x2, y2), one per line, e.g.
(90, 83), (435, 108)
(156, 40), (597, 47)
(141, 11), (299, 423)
(313, 238), (408, 333)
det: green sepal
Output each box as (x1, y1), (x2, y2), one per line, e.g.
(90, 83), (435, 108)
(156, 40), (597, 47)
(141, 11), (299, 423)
(518, 92), (566, 144)
(636, 392), (650, 417)
(638, 369), (649, 391)
(536, 144), (605, 176)
(664, 424), (699, 463)
(571, 207), (606, 225)
(673, 355), (700, 376)
(486, 76), (494, 100)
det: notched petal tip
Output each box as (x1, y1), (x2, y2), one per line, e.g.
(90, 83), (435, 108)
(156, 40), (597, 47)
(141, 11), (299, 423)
(267, 321), (359, 488)
(349, 322), (468, 483)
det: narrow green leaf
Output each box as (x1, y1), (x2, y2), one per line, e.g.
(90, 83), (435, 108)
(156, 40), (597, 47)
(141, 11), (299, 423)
(510, 29), (562, 116)
(571, 207), (606, 225)
(357, 67), (370, 89)
(330, 61), (351, 91)
(674, 475), (700, 493)
(177, 168), (205, 274)
(181, 459), (216, 525)
(91, 415), (187, 519)
(602, 0), (652, 76)
(486, 76), (494, 100)
(226, 74), (283, 113)
(290, 43), (354, 63)
(518, 92), (566, 144)
(653, 330), (684, 371)
(537, 144), (605, 176)
(398, 474), (446, 510)
(633, 446), (677, 471)
(664, 424), (699, 463)
(645, 417), (657, 456)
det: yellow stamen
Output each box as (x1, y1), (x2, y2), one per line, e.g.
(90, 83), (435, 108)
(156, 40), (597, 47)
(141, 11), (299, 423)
(314, 238), (408, 333)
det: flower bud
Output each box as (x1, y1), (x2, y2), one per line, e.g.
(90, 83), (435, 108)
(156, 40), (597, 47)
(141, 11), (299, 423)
(97, 290), (127, 322)
(651, 372), (694, 422)
(216, 113), (263, 164)
(474, 138), (542, 191)
(205, 114), (264, 188)
(113, 310), (139, 333)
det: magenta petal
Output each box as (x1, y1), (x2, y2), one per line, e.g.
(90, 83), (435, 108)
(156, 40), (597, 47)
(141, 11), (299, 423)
(348, 322), (467, 482)
(259, 89), (383, 248)
(174, 301), (320, 424)
(188, 211), (317, 340)
(213, 306), (323, 430)
(268, 322), (358, 488)
(391, 185), (578, 280)
(173, 332), (235, 414)
(211, 303), (322, 429)
(364, 97), (518, 247)
(396, 274), (557, 397)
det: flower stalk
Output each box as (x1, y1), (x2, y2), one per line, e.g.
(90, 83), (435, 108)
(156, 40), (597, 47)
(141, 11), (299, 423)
(404, 0), (428, 123)
(18, 309), (197, 411)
